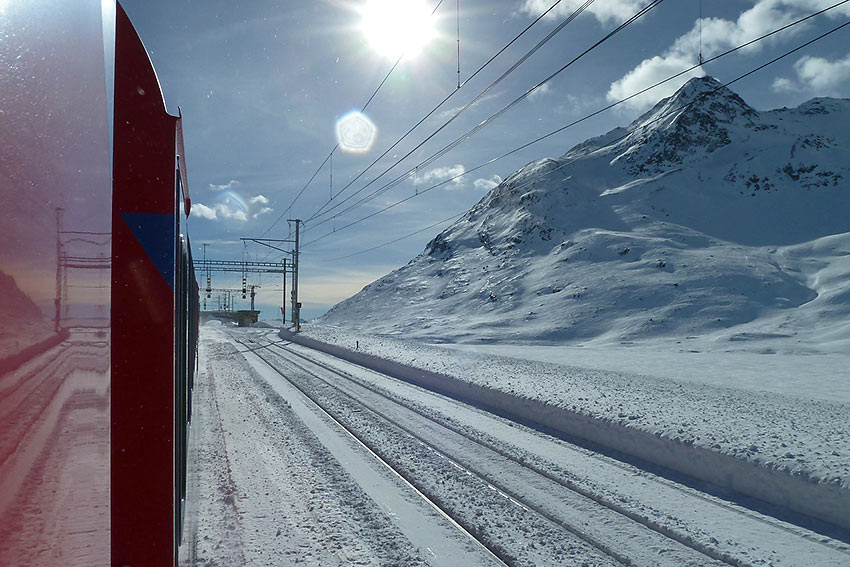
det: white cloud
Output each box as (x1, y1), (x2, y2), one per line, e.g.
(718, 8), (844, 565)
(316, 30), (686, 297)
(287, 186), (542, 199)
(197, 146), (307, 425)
(412, 164), (466, 188)
(606, 1), (850, 112)
(209, 179), (241, 191)
(190, 201), (248, 222)
(771, 76), (797, 93)
(191, 202), (218, 220)
(608, 56), (705, 112)
(519, 0), (647, 26)
(193, 191), (273, 222)
(252, 207), (273, 219)
(526, 82), (552, 102)
(784, 53), (850, 93)
(216, 205), (247, 221)
(473, 175), (502, 191)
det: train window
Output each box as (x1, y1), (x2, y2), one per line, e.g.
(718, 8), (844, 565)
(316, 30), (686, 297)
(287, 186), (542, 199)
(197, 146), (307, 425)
(0, 0), (112, 564)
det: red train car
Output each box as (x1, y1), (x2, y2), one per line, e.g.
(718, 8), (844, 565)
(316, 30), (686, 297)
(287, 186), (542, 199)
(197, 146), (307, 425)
(0, 1), (197, 565)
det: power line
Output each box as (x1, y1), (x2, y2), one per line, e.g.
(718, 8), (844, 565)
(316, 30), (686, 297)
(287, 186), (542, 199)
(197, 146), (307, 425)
(456, 0), (461, 89)
(306, 0), (662, 230)
(302, 8), (850, 250)
(304, 1), (848, 245)
(330, 212), (465, 261)
(305, 0), (581, 224)
(308, 0), (600, 224)
(260, 0), (448, 237)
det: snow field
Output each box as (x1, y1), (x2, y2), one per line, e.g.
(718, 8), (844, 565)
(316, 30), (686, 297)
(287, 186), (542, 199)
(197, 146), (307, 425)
(283, 339), (850, 566)
(259, 343), (623, 566)
(182, 325), (506, 566)
(306, 81), (850, 538)
(182, 328), (438, 566)
(319, 81), (850, 352)
(286, 325), (850, 534)
(0, 330), (109, 565)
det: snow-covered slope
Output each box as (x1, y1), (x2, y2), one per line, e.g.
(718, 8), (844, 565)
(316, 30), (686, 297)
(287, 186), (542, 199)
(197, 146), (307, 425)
(0, 270), (50, 359)
(320, 77), (850, 350)
(0, 270), (41, 323)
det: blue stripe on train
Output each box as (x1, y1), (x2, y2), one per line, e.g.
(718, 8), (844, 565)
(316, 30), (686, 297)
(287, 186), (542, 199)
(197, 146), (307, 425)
(121, 212), (175, 291)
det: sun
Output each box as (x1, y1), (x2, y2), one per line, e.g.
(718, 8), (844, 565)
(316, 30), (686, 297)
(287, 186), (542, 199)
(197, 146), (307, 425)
(359, 0), (436, 59)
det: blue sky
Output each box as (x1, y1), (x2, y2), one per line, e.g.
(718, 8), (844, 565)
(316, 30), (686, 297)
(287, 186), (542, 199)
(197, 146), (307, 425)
(120, 0), (850, 320)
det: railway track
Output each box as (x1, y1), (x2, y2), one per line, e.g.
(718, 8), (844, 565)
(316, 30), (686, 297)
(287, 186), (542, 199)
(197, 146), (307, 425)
(234, 330), (850, 566)
(233, 335), (511, 566)
(265, 337), (850, 553)
(239, 332), (771, 567)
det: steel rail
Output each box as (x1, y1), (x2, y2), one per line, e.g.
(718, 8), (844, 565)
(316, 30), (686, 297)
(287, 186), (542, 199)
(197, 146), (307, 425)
(233, 336), (511, 567)
(256, 337), (736, 567)
(260, 337), (848, 567)
(270, 338), (850, 555)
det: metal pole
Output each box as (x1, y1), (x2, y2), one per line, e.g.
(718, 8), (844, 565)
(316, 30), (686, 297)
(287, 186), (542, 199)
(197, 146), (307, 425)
(54, 208), (64, 332)
(295, 220), (300, 331)
(288, 219), (301, 331)
(203, 243), (210, 309)
(282, 258), (287, 325)
(457, 0), (461, 89)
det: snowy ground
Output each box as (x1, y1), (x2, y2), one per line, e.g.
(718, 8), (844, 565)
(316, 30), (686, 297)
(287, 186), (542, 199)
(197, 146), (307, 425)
(0, 328), (109, 565)
(181, 323), (499, 566)
(292, 323), (850, 532)
(182, 324), (850, 566)
(441, 341), (850, 403)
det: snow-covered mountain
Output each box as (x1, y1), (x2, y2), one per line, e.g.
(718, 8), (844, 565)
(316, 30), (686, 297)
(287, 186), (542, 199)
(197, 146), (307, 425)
(320, 77), (850, 349)
(0, 269), (49, 359)
(0, 270), (41, 323)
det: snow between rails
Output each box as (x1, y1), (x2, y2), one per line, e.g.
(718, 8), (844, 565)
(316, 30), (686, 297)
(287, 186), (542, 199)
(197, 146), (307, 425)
(280, 328), (850, 533)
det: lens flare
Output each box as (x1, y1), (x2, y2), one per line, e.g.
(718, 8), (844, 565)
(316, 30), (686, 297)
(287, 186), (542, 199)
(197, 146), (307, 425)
(216, 190), (250, 220)
(335, 111), (377, 153)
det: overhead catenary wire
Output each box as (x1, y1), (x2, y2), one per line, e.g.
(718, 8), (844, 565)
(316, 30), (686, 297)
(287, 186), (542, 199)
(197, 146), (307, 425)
(308, 0), (601, 223)
(330, 212), (465, 261)
(306, 0), (582, 224)
(457, 0), (461, 89)
(306, 0), (663, 230)
(302, 6), (850, 251)
(698, 0), (703, 65)
(259, 0), (449, 238)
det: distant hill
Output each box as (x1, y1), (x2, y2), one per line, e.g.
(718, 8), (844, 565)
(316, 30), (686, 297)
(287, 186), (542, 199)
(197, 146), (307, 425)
(0, 270), (42, 323)
(319, 77), (850, 349)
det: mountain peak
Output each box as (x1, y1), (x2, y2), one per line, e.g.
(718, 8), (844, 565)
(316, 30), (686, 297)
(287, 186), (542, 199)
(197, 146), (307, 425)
(563, 77), (759, 165)
(634, 75), (757, 131)
(320, 80), (850, 345)
(606, 76), (759, 174)
(670, 75), (727, 103)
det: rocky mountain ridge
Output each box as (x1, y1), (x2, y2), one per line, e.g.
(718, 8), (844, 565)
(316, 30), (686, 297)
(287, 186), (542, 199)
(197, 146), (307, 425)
(319, 77), (850, 349)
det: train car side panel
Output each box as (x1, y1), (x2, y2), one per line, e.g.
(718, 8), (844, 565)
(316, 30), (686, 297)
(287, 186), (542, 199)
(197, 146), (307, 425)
(111, 3), (179, 565)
